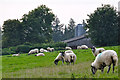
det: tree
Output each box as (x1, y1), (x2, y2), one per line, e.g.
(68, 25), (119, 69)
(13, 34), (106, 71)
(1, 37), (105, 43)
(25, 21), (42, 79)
(67, 18), (76, 39)
(52, 16), (64, 42)
(21, 5), (55, 44)
(86, 5), (118, 46)
(118, 13), (120, 45)
(2, 19), (23, 48)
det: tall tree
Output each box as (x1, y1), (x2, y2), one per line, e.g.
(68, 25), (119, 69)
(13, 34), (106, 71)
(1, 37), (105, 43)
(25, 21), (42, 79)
(2, 19), (23, 48)
(52, 16), (64, 42)
(21, 5), (55, 43)
(86, 4), (118, 46)
(67, 18), (76, 39)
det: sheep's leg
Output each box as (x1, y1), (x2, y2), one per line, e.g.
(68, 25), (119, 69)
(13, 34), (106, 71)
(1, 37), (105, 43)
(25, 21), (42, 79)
(62, 60), (64, 65)
(113, 63), (115, 73)
(107, 65), (111, 73)
(101, 67), (104, 73)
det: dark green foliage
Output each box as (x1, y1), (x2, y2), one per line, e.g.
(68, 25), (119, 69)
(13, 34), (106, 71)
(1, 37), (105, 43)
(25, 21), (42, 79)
(2, 42), (66, 55)
(62, 18), (76, 40)
(52, 16), (64, 42)
(118, 14), (120, 45)
(2, 19), (24, 48)
(2, 5), (55, 48)
(21, 5), (55, 44)
(16, 45), (31, 53)
(86, 5), (118, 46)
(2, 48), (16, 55)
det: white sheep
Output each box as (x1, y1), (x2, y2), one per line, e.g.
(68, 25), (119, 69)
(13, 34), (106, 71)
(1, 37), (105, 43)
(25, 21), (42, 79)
(34, 49), (39, 53)
(79, 45), (88, 49)
(12, 53), (20, 56)
(62, 50), (77, 65)
(28, 48), (39, 55)
(54, 50), (77, 65)
(77, 46), (81, 49)
(91, 46), (105, 57)
(91, 50), (118, 74)
(35, 53), (45, 56)
(65, 47), (72, 50)
(40, 48), (48, 53)
(47, 47), (54, 52)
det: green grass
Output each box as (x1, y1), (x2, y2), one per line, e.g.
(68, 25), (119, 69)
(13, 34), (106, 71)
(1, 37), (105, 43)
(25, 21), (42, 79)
(1, 46), (119, 78)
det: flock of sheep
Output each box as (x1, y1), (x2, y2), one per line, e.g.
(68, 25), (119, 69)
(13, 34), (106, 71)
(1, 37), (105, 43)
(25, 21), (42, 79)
(12, 45), (118, 74)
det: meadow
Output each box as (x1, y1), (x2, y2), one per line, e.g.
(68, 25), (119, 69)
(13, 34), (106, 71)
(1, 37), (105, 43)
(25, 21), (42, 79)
(1, 46), (120, 78)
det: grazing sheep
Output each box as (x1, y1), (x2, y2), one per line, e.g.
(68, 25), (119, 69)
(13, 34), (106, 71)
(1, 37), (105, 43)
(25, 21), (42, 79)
(40, 48), (48, 53)
(54, 53), (64, 65)
(54, 50), (77, 65)
(65, 47), (72, 50)
(61, 50), (77, 65)
(12, 53), (20, 56)
(28, 48), (39, 55)
(79, 45), (88, 49)
(47, 47), (54, 52)
(35, 53), (45, 56)
(91, 46), (105, 57)
(91, 50), (118, 74)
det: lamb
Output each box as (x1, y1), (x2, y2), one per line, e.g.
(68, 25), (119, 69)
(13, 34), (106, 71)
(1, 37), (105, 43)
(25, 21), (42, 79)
(28, 48), (39, 55)
(65, 47), (72, 50)
(35, 53), (45, 56)
(91, 46), (105, 57)
(12, 53), (20, 56)
(77, 45), (88, 49)
(47, 47), (54, 52)
(91, 50), (118, 74)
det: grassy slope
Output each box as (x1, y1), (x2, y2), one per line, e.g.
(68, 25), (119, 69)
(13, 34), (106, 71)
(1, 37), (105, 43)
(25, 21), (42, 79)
(2, 46), (119, 78)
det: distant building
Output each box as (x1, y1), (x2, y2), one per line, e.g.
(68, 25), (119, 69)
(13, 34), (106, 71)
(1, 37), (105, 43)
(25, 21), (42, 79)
(75, 24), (86, 37)
(63, 33), (93, 49)
(62, 22), (93, 48)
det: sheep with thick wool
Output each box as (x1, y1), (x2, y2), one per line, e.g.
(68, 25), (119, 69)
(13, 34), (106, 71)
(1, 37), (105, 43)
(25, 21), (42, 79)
(62, 50), (77, 65)
(91, 46), (105, 57)
(77, 45), (88, 49)
(35, 53), (45, 56)
(28, 48), (39, 55)
(40, 48), (48, 53)
(47, 47), (54, 52)
(65, 47), (72, 50)
(54, 50), (76, 65)
(91, 50), (118, 74)
(12, 53), (20, 56)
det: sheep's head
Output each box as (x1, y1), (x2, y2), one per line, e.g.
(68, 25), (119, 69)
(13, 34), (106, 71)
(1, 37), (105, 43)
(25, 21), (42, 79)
(60, 51), (65, 57)
(54, 59), (59, 65)
(91, 46), (96, 53)
(91, 63), (97, 74)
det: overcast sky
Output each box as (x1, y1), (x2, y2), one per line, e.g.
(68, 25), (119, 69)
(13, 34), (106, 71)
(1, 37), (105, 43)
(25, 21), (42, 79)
(0, 0), (119, 27)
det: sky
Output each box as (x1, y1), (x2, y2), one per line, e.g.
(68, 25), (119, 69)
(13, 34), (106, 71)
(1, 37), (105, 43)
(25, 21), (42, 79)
(0, 0), (119, 27)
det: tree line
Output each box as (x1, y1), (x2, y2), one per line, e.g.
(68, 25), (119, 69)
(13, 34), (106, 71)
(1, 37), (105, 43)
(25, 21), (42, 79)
(1, 4), (119, 48)
(2, 5), (76, 48)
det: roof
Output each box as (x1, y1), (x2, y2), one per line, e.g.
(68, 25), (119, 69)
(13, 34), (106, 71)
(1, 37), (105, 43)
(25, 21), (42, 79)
(62, 33), (88, 43)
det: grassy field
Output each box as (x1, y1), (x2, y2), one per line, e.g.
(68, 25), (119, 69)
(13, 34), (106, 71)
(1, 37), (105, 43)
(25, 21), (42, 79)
(1, 46), (120, 78)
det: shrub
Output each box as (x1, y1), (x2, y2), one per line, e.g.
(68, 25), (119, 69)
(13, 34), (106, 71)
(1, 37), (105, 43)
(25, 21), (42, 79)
(54, 42), (66, 48)
(16, 45), (31, 53)
(2, 48), (15, 55)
